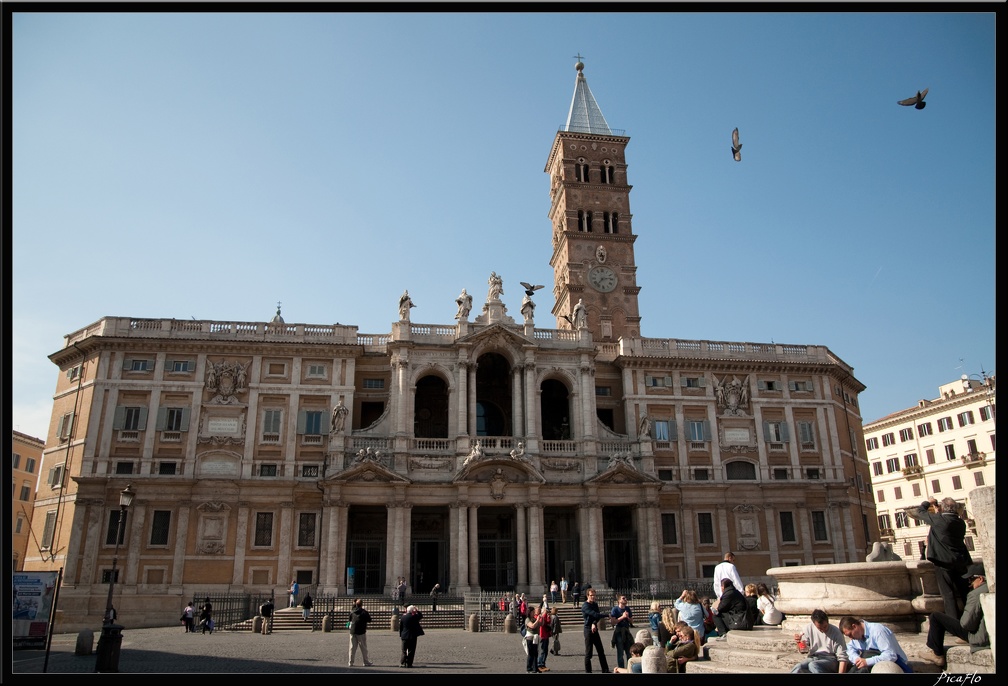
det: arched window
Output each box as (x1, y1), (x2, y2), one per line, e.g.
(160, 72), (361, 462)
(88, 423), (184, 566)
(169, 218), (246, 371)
(725, 460), (757, 480)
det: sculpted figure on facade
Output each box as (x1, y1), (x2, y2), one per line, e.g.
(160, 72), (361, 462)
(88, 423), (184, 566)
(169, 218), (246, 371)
(487, 271), (503, 302)
(520, 294), (535, 323)
(714, 374), (750, 416)
(509, 441), (526, 460)
(331, 399), (349, 433)
(455, 288), (473, 320)
(399, 290), (415, 321)
(572, 298), (588, 329)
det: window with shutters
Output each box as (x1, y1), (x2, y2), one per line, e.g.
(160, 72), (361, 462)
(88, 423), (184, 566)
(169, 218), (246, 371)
(41, 511), (57, 550)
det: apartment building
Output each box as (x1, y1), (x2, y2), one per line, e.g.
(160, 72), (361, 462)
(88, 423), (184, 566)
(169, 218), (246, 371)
(864, 374), (995, 560)
(12, 431), (44, 571)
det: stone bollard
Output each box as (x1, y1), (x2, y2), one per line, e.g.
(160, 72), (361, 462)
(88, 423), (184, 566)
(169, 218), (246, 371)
(503, 613), (517, 633)
(75, 629), (94, 656)
(468, 613), (480, 632)
(871, 661), (905, 674)
(641, 645), (666, 673)
(635, 628), (652, 646)
(323, 614), (333, 632)
(390, 614), (400, 632)
(253, 616), (263, 633)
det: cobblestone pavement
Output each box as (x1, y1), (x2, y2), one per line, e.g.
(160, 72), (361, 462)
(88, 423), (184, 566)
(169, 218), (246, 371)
(12, 626), (598, 675)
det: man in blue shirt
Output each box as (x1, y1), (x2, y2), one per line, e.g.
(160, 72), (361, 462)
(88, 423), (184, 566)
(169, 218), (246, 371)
(839, 616), (912, 673)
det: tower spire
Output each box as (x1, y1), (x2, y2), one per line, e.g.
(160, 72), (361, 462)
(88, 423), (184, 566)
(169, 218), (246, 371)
(564, 58), (612, 135)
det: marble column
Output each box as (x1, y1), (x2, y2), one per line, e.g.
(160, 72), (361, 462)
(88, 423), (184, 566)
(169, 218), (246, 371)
(468, 505), (480, 587)
(517, 505), (528, 589)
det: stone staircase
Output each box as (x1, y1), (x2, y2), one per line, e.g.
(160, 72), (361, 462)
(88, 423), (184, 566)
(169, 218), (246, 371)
(686, 624), (993, 674)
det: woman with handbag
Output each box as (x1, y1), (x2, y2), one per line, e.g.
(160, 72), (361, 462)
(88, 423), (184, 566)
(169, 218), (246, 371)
(524, 606), (543, 673)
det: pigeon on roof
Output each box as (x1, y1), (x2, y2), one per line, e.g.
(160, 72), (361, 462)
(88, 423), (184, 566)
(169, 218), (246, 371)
(897, 88), (928, 110)
(520, 282), (545, 297)
(731, 127), (742, 162)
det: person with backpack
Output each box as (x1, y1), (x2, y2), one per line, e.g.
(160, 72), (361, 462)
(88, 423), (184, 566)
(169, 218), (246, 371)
(260, 598), (274, 635)
(347, 598), (374, 666)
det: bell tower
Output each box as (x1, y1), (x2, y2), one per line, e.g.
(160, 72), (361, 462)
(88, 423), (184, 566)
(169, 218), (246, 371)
(546, 59), (641, 342)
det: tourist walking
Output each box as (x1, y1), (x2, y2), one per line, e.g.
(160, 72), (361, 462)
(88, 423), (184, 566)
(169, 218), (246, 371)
(429, 583), (440, 612)
(347, 598), (374, 667)
(301, 591), (313, 623)
(549, 607), (563, 655)
(581, 587), (610, 673)
(199, 597), (213, 635)
(288, 579), (299, 608)
(399, 605), (425, 668)
(550, 580), (559, 604)
(396, 577), (407, 607)
(181, 601), (195, 633)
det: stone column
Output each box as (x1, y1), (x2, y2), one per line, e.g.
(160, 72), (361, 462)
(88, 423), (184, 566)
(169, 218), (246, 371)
(456, 359), (469, 437)
(468, 364), (477, 440)
(578, 504), (592, 584)
(334, 502), (349, 594)
(232, 504), (248, 585)
(523, 360), (538, 442)
(452, 501), (470, 592)
(468, 505), (479, 587)
(325, 501), (343, 589)
(512, 367), (524, 438)
(517, 505), (528, 589)
(171, 504), (191, 584)
(528, 499), (544, 592)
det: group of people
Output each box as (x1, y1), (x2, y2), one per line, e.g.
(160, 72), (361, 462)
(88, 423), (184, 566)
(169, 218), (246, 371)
(179, 597), (214, 635)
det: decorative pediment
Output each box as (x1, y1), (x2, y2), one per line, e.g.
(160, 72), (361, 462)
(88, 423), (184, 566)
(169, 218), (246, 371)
(459, 322), (528, 352)
(455, 457), (546, 486)
(588, 459), (660, 485)
(329, 458), (410, 484)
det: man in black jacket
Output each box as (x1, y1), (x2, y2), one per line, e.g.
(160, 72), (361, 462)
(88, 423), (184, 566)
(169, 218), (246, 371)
(399, 605), (425, 667)
(581, 588), (610, 673)
(712, 579), (751, 636)
(906, 497), (972, 616)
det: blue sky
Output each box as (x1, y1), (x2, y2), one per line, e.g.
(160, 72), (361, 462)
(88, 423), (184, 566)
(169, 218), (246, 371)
(9, 9), (996, 440)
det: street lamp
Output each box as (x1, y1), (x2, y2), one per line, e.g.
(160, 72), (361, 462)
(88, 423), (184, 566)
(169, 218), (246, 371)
(95, 483), (135, 673)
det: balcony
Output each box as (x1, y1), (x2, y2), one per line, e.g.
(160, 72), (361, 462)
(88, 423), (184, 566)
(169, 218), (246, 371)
(879, 527), (895, 538)
(901, 465), (924, 477)
(961, 452), (987, 467)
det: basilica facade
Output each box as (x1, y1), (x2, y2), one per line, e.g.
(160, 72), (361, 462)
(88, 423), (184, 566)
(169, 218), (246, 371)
(27, 62), (876, 631)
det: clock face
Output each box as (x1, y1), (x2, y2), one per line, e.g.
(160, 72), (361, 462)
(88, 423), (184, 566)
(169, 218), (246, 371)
(588, 266), (618, 292)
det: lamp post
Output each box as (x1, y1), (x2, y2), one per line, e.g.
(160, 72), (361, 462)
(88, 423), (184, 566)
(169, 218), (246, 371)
(95, 483), (135, 673)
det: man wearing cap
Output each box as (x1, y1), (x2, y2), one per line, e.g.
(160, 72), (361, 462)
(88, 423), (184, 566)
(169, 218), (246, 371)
(905, 497), (973, 616)
(923, 562), (990, 669)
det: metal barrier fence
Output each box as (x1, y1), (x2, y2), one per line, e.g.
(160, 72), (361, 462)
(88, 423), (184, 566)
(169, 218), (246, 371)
(193, 579), (764, 632)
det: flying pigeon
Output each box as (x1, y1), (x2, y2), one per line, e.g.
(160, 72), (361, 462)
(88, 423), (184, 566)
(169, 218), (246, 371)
(731, 127), (742, 162)
(897, 88), (928, 110)
(520, 282), (545, 297)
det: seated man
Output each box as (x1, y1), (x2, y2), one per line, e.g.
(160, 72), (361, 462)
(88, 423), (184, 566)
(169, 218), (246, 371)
(791, 609), (848, 673)
(613, 642), (645, 673)
(924, 562), (990, 669)
(712, 579), (751, 636)
(839, 615), (912, 673)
